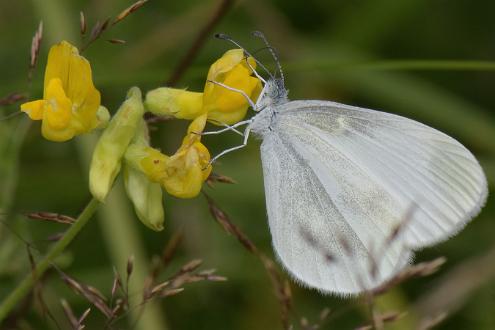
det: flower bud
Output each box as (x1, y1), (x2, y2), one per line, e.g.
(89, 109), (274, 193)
(89, 87), (144, 202)
(124, 165), (165, 231)
(95, 105), (111, 129)
(145, 88), (204, 120)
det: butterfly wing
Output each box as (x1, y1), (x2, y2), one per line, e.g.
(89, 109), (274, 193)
(260, 100), (487, 294)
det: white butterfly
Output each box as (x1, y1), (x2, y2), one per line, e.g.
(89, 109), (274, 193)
(208, 33), (488, 295)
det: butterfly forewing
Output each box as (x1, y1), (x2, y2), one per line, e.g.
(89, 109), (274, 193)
(261, 131), (412, 294)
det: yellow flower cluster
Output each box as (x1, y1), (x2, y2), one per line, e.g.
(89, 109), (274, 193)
(21, 41), (261, 232)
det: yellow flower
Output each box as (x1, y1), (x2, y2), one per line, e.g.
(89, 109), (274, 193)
(162, 114), (212, 198)
(203, 49), (262, 125)
(145, 49), (262, 126)
(20, 40), (107, 141)
(125, 114), (212, 199)
(125, 145), (168, 183)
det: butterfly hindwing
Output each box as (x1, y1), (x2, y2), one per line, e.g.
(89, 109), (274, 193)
(261, 131), (412, 295)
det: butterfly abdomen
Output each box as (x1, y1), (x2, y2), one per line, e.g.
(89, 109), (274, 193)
(250, 107), (277, 137)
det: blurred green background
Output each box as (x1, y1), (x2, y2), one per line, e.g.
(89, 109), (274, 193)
(1, 0), (495, 329)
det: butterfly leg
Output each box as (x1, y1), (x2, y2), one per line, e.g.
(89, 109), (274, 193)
(207, 80), (257, 110)
(243, 56), (267, 84)
(216, 122), (244, 136)
(209, 126), (252, 165)
(201, 119), (253, 136)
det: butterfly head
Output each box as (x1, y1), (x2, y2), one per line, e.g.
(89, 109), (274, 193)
(255, 77), (288, 111)
(215, 32), (289, 111)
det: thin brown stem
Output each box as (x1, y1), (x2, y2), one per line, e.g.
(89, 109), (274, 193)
(165, 0), (235, 86)
(203, 192), (292, 329)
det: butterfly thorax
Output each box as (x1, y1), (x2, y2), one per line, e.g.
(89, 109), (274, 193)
(250, 79), (288, 137)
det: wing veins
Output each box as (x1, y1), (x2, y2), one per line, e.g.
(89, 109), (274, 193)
(347, 119), (480, 208)
(285, 130), (415, 271)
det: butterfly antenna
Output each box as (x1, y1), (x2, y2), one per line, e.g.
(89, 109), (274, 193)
(251, 31), (284, 86)
(215, 33), (274, 80)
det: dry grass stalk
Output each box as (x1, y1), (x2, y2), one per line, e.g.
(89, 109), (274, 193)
(80, 11), (87, 36)
(26, 246), (61, 328)
(107, 39), (126, 44)
(26, 212), (76, 225)
(372, 257), (446, 296)
(359, 288), (382, 330)
(168, 259), (225, 288)
(60, 299), (79, 329)
(149, 281), (170, 296)
(260, 255), (292, 329)
(126, 255), (134, 279)
(299, 307), (332, 330)
(143, 258), (226, 302)
(30, 21), (43, 69)
(204, 193), (293, 329)
(143, 229), (184, 299)
(300, 317), (309, 328)
(414, 244), (495, 323)
(144, 113), (175, 124)
(367, 243), (380, 281)
(119, 256), (133, 310)
(160, 287), (185, 297)
(386, 208), (415, 246)
(79, 1), (148, 52)
(113, 0), (149, 26)
(110, 299), (124, 318)
(204, 193), (258, 254)
(369, 206), (417, 280)
(78, 308), (91, 328)
(417, 312), (448, 330)
(110, 268), (121, 300)
(45, 232), (64, 242)
(179, 259), (203, 273)
(61, 299), (90, 330)
(107, 266), (128, 322)
(319, 308), (331, 322)
(79, 18), (111, 52)
(60, 271), (113, 318)
(160, 229), (183, 269)
(299, 210), (433, 329)
(355, 311), (406, 330)
(206, 172), (237, 187)
(0, 93), (26, 107)
(90, 18), (111, 41)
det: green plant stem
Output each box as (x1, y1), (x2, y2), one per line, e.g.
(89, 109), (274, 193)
(0, 197), (99, 323)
